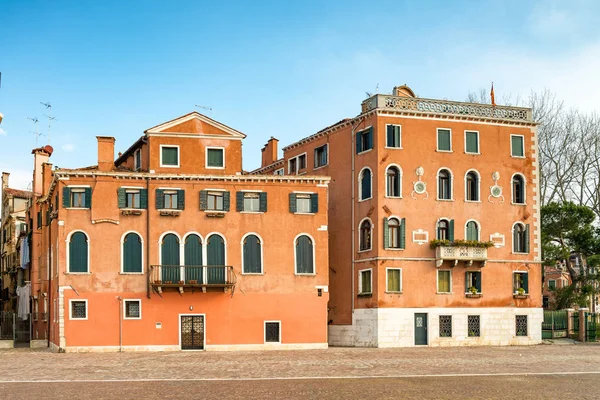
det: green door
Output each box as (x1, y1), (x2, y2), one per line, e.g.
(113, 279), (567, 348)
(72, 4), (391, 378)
(415, 313), (428, 345)
(184, 234), (203, 284)
(206, 235), (225, 284)
(161, 234), (180, 283)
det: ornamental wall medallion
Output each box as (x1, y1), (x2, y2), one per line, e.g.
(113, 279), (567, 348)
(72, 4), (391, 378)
(488, 171), (504, 203)
(411, 166), (429, 199)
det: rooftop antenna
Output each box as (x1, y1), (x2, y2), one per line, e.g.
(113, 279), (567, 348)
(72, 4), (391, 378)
(40, 102), (56, 143)
(194, 105), (213, 116)
(27, 117), (41, 146)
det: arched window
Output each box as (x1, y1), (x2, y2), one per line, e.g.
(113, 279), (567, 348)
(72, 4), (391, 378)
(466, 221), (479, 241)
(512, 174), (525, 204)
(387, 218), (401, 248)
(68, 231), (89, 273)
(465, 171), (479, 201)
(295, 235), (314, 274)
(438, 169), (452, 200)
(437, 219), (449, 240)
(184, 234), (203, 283)
(386, 166), (401, 197)
(359, 219), (372, 251)
(359, 168), (372, 200)
(122, 232), (142, 273)
(207, 234), (226, 284)
(513, 223), (529, 253)
(161, 233), (180, 282)
(243, 234), (262, 274)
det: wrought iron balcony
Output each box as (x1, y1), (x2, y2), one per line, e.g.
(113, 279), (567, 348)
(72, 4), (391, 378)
(149, 265), (234, 293)
(361, 94), (533, 123)
(435, 245), (488, 268)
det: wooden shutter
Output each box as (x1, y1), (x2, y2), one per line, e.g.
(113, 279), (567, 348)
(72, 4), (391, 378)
(438, 130), (450, 151)
(161, 234), (180, 265)
(466, 132), (478, 153)
(296, 236), (314, 274)
(177, 190), (185, 210)
(386, 125), (393, 147)
(243, 235), (261, 273)
(289, 193), (297, 213)
(524, 224), (530, 253)
(465, 271), (469, 290)
(476, 272), (482, 292)
(207, 235), (225, 266)
(184, 235), (202, 266)
(523, 273), (529, 293)
(117, 188), (126, 209)
(236, 191), (244, 212)
(84, 188), (92, 208)
(356, 132), (362, 154)
(69, 232), (88, 273)
(37, 212), (41, 229)
(155, 189), (164, 210)
(123, 233), (142, 273)
(310, 193), (318, 213)
(62, 187), (71, 208)
(448, 219), (455, 241)
(366, 127), (373, 150)
(259, 192), (267, 212)
(383, 217), (389, 249)
(223, 191), (230, 211)
(199, 190), (208, 210)
(140, 189), (148, 209)
(400, 218), (406, 249)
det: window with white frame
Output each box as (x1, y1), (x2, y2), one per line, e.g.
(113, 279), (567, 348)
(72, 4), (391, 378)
(438, 169), (452, 200)
(356, 128), (373, 153)
(386, 125), (401, 148)
(465, 171), (479, 201)
(359, 168), (372, 200)
(513, 223), (529, 253)
(314, 144), (328, 168)
(206, 148), (225, 168)
(359, 269), (372, 294)
(437, 219), (451, 240)
(207, 191), (224, 211)
(386, 166), (401, 197)
(386, 218), (401, 249)
(124, 300), (141, 319)
(437, 129), (452, 151)
(71, 189), (87, 208)
(126, 189), (141, 209)
(134, 149), (142, 171)
(466, 221), (479, 241)
(274, 168), (284, 176)
(386, 268), (402, 292)
(359, 219), (372, 251)
(70, 300), (87, 320)
(288, 158), (297, 174)
(466, 271), (482, 293)
(513, 272), (529, 294)
(243, 192), (260, 212)
(512, 174), (525, 204)
(465, 131), (479, 154)
(163, 190), (178, 209)
(161, 146), (179, 167)
(511, 135), (525, 157)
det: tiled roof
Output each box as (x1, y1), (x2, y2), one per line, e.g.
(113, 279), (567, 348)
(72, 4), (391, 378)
(4, 188), (32, 198)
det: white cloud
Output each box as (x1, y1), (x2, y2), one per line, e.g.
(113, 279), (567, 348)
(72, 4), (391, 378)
(0, 127), (6, 136)
(62, 143), (75, 152)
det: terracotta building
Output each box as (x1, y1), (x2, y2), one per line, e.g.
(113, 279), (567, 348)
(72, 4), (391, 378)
(542, 264), (571, 309)
(254, 85), (543, 346)
(29, 112), (330, 352)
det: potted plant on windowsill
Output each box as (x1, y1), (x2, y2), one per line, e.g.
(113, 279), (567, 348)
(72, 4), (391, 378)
(188, 279), (198, 285)
(513, 287), (528, 299)
(466, 286), (482, 298)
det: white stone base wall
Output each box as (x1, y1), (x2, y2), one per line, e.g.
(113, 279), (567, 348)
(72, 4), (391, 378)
(30, 339), (48, 349)
(329, 307), (543, 347)
(0, 340), (14, 349)
(61, 343), (328, 353)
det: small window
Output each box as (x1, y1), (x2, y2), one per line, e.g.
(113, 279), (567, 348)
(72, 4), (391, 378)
(70, 300), (87, 320)
(206, 148), (225, 168)
(439, 315), (452, 337)
(386, 268), (402, 292)
(134, 149), (142, 171)
(437, 270), (451, 293)
(126, 190), (141, 209)
(298, 154), (306, 170)
(356, 127), (373, 154)
(161, 146), (179, 167)
(163, 191), (178, 210)
(548, 280), (556, 290)
(387, 218), (401, 249)
(124, 300), (141, 319)
(514, 272), (529, 294)
(359, 168), (372, 200)
(465, 171), (479, 201)
(265, 321), (281, 343)
(466, 221), (479, 241)
(71, 189), (86, 208)
(386, 125), (401, 148)
(511, 135), (525, 157)
(468, 315), (480, 337)
(437, 129), (452, 151)
(466, 271), (482, 293)
(516, 315), (528, 336)
(512, 174), (525, 204)
(288, 158), (297, 174)
(359, 219), (372, 251)
(438, 169), (452, 200)
(207, 192), (224, 211)
(243, 192), (260, 212)
(314, 144), (328, 168)
(465, 131), (479, 154)
(513, 223), (528, 253)
(386, 166), (401, 197)
(437, 219), (449, 240)
(274, 168), (284, 176)
(359, 269), (372, 294)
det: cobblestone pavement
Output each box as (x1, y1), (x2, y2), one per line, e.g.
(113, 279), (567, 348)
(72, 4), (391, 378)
(0, 345), (599, 399)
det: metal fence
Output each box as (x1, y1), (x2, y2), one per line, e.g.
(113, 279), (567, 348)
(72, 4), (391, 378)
(542, 311), (568, 339)
(0, 311), (15, 340)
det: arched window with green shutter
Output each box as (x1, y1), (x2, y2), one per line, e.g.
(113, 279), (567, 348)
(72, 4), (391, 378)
(184, 234), (203, 283)
(243, 234), (262, 274)
(359, 168), (372, 200)
(207, 234), (226, 284)
(122, 232), (142, 273)
(68, 231), (89, 273)
(295, 235), (314, 274)
(161, 233), (180, 282)
(466, 221), (479, 241)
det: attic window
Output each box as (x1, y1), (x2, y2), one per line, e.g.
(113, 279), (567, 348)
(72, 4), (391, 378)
(206, 148), (225, 169)
(134, 149), (142, 171)
(160, 146), (179, 167)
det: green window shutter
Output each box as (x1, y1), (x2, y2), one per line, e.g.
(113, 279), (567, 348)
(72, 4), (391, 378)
(467, 222), (477, 241)
(123, 233), (142, 273)
(289, 193), (297, 213)
(155, 189), (164, 209)
(236, 191), (244, 212)
(512, 136), (524, 157)
(177, 190), (185, 210)
(259, 192), (267, 212)
(45, 210), (50, 226)
(476, 272), (482, 292)
(438, 130), (451, 151)
(243, 235), (262, 273)
(399, 217), (406, 249)
(199, 190), (208, 210)
(84, 187), (92, 208)
(223, 191), (230, 211)
(207, 235), (225, 266)
(386, 125), (394, 147)
(140, 189), (148, 209)
(117, 188), (126, 209)
(184, 234), (202, 266)
(162, 147), (178, 165)
(524, 224), (530, 253)
(367, 127), (373, 150)
(207, 149), (224, 167)
(523, 273), (529, 293)
(310, 193), (318, 213)
(296, 235), (314, 274)
(448, 219), (455, 241)
(69, 232), (88, 273)
(37, 212), (41, 229)
(383, 217), (389, 249)
(356, 132), (362, 154)
(63, 187), (71, 208)
(161, 234), (180, 266)
(465, 271), (469, 291)
(466, 132), (478, 153)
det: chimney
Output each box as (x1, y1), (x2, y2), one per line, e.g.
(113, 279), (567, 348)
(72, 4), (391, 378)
(2, 172), (9, 190)
(31, 147), (51, 196)
(261, 137), (279, 168)
(97, 136), (116, 172)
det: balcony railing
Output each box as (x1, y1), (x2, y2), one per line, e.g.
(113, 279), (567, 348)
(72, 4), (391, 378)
(149, 265), (234, 293)
(361, 94), (533, 123)
(435, 246), (488, 268)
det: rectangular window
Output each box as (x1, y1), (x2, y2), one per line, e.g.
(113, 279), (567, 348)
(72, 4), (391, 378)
(207, 192), (224, 211)
(465, 131), (479, 154)
(437, 270), (451, 293)
(314, 144), (328, 168)
(71, 189), (86, 208)
(466, 271), (482, 293)
(243, 192), (260, 212)
(161, 146), (179, 167)
(386, 268), (402, 292)
(288, 158), (297, 174)
(134, 149), (142, 171)
(124, 300), (141, 320)
(356, 127), (373, 154)
(163, 191), (178, 209)
(468, 315), (480, 337)
(386, 125), (402, 148)
(439, 315), (452, 337)
(296, 194), (311, 213)
(126, 190), (141, 209)
(548, 280), (556, 290)
(70, 300), (87, 320)
(516, 315), (528, 336)
(274, 168), (284, 176)
(359, 269), (372, 294)
(511, 135), (525, 157)
(437, 129), (452, 151)
(265, 321), (281, 343)
(206, 148), (225, 168)
(514, 272), (529, 294)
(298, 154), (306, 170)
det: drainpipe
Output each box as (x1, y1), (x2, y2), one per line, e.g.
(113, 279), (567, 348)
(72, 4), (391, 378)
(117, 296), (123, 352)
(46, 201), (52, 347)
(350, 116), (366, 315)
(146, 175), (151, 299)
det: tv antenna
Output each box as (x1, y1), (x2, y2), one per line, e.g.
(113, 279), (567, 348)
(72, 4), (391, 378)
(195, 105), (213, 116)
(40, 102), (56, 143)
(27, 117), (41, 145)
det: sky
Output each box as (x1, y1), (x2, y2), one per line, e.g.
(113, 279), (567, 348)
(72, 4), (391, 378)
(1, 0), (599, 190)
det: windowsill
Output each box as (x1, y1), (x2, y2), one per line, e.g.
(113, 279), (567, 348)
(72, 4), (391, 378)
(240, 211), (264, 214)
(358, 293), (372, 297)
(121, 208), (145, 211)
(436, 292), (453, 295)
(294, 212), (315, 215)
(385, 248), (404, 251)
(241, 272), (265, 276)
(298, 171), (307, 175)
(204, 209), (227, 213)
(511, 202), (527, 206)
(464, 200), (481, 203)
(436, 198), (454, 202)
(65, 272), (91, 275)
(357, 248), (372, 253)
(119, 272), (144, 275)
(511, 155), (526, 159)
(294, 273), (316, 276)
(436, 150), (453, 153)
(358, 197), (372, 203)
(384, 146), (403, 150)
(158, 209), (181, 212)
(357, 149), (373, 155)
(385, 291), (403, 294)
(464, 152), (480, 155)
(123, 318), (142, 321)
(159, 164), (180, 168)
(384, 195), (403, 199)
(69, 318), (88, 321)
(206, 166), (225, 169)
(313, 165), (328, 171)
(65, 207), (90, 210)
(512, 252), (529, 255)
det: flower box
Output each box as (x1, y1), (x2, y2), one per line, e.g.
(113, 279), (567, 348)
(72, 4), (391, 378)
(178, 280), (185, 285)
(513, 294), (529, 299)
(466, 293), (482, 298)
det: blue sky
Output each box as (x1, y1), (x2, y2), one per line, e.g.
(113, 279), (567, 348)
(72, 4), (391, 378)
(1, 0), (599, 189)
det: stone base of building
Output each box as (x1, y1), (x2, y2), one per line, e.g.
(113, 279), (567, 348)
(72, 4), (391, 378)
(30, 339), (48, 349)
(60, 343), (328, 353)
(328, 307), (543, 347)
(0, 340), (14, 349)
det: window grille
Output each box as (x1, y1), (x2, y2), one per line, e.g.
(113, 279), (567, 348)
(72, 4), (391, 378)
(468, 315), (480, 337)
(265, 322), (280, 343)
(125, 300), (140, 319)
(516, 315), (528, 336)
(71, 301), (87, 319)
(439, 315), (452, 337)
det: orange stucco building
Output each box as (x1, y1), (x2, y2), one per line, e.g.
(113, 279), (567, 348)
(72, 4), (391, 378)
(254, 85), (543, 346)
(29, 112), (330, 352)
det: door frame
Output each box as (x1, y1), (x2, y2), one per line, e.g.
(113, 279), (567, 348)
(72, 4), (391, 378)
(178, 313), (206, 351)
(414, 312), (429, 346)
